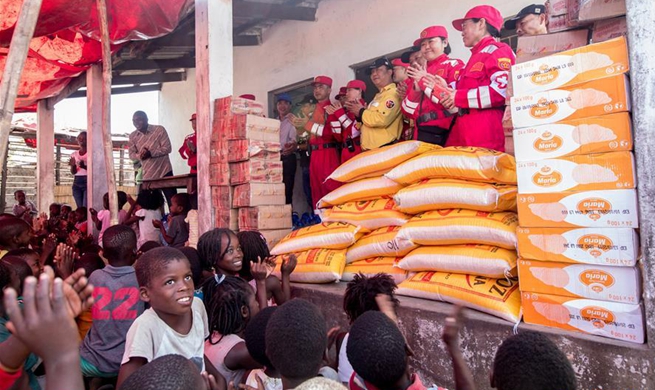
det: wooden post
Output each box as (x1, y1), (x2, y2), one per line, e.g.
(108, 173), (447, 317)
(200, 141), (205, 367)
(0, 149), (8, 212)
(55, 144), (61, 185)
(119, 149), (125, 186)
(86, 65), (109, 233)
(96, 0), (119, 225)
(37, 100), (55, 213)
(195, 0), (234, 234)
(0, 0), (43, 180)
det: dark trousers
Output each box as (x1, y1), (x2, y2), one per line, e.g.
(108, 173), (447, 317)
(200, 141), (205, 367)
(282, 154), (297, 205)
(72, 175), (87, 208)
(302, 165), (312, 212)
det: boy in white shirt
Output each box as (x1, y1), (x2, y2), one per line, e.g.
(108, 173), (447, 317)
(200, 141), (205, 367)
(117, 247), (215, 388)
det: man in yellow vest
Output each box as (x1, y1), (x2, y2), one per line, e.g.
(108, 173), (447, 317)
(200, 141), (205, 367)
(345, 57), (402, 150)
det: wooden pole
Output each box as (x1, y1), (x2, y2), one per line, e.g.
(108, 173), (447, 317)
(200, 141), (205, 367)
(96, 0), (119, 225)
(0, 0), (43, 182)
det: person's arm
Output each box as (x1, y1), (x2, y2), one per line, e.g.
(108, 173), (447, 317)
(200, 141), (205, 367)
(179, 142), (189, 159)
(361, 90), (402, 129)
(3, 273), (86, 390)
(128, 135), (140, 162)
(153, 218), (175, 245)
(279, 254), (297, 304)
(13, 204), (27, 218)
(224, 342), (263, 371)
(250, 260), (269, 310)
(454, 51), (513, 110)
(117, 357), (148, 389)
(442, 306), (476, 390)
(149, 126), (173, 158)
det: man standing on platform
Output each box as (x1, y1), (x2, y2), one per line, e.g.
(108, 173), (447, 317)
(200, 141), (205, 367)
(128, 111), (176, 207)
(277, 93), (297, 205)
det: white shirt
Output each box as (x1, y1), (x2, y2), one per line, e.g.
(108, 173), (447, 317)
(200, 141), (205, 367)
(71, 150), (88, 176)
(338, 333), (354, 383)
(205, 333), (247, 385)
(122, 297), (209, 371)
(135, 208), (162, 248)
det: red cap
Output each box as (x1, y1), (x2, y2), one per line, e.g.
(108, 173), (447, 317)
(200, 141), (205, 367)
(239, 94), (256, 100)
(391, 58), (409, 68)
(311, 75), (333, 88)
(189, 113), (197, 121)
(413, 25), (449, 47)
(452, 5), (504, 32)
(346, 80), (367, 93)
(335, 87), (347, 99)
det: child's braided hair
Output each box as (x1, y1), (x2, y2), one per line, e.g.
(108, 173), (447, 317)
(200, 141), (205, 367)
(203, 274), (254, 345)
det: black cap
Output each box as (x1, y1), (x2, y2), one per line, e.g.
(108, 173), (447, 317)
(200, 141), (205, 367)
(365, 57), (393, 75)
(296, 94), (318, 106)
(503, 4), (546, 30)
(400, 46), (420, 64)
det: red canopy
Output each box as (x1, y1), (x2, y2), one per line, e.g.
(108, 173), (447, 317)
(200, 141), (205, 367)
(0, 0), (193, 110)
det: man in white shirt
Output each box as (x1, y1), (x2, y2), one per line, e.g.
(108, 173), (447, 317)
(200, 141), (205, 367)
(277, 93), (298, 205)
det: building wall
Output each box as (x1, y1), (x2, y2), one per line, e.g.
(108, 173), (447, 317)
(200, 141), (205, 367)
(159, 68), (197, 176)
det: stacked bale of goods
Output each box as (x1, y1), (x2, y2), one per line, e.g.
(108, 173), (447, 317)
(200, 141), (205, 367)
(384, 147), (522, 323)
(509, 37), (643, 343)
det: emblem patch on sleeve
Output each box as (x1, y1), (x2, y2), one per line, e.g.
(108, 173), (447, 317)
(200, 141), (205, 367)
(385, 100), (396, 109)
(498, 58), (512, 71)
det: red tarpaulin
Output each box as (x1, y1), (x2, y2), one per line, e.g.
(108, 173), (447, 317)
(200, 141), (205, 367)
(0, 0), (193, 110)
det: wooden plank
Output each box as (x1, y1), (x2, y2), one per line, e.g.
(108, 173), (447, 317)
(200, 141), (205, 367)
(36, 100), (55, 214)
(141, 174), (196, 190)
(97, 0), (119, 225)
(114, 57), (196, 71)
(69, 84), (163, 99)
(196, 0), (234, 234)
(0, 0), (43, 181)
(233, 1), (316, 21)
(112, 72), (186, 86)
(86, 65), (108, 233)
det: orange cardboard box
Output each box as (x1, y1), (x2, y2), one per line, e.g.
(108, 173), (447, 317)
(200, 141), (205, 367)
(592, 17), (627, 43)
(238, 205), (292, 231)
(229, 160), (283, 185)
(516, 151), (636, 194)
(518, 259), (641, 303)
(227, 115), (280, 142)
(232, 183), (286, 208)
(210, 141), (229, 164)
(517, 189), (639, 228)
(215, 208), (238, 231)
(513, 112), (632, 162)
(516, 226), (639, 266)
(516, 30), (589, 64)
(211, 186), (233, 209)
(568, 0), (626, 23)
(511, 37), (629, 96)
(227, 140), (281, 163)
(521, 291), (644, 344)
(208, 163), (230, 186)
(511, 74), (630, 128)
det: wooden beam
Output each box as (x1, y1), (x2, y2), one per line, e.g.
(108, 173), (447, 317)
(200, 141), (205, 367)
(86, 65), (108, 232)
(114, 57), (196, 71)
(69, 84), (162, 99)
(0, 0), (43, 181)
(36, 100), (55, 214)
(234, 18), (265, 35)
(233, 1), (316, 21)
(234, 34), (261, 46)
(112, 72), (186, 86)
(46, 73), (87, 109)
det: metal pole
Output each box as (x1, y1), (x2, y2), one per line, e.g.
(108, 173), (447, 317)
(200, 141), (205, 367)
(0, 0), (43, 181)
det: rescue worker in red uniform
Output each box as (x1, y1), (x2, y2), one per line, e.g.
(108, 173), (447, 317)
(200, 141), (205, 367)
(392, 59), (416, 141)
(439, 5), (516, 152)
(291, 75), (341, 210)
(402, 26), (465, 145)
(327, 80), (367, 163)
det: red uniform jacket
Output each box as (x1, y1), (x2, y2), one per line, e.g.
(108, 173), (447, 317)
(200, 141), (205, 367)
(307, 100), (341, 209)
(401, 54), (464, 131)
(178, 133), (197, 173)
(447, 36), (515, 152)
(333, 99), (366, 163)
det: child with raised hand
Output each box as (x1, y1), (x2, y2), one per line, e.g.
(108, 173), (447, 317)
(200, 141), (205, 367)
(237, 231), (297, 306)
(197, 228), (268, 310)
(123, 190), (164, 249)
(244, 306), (282, 390)
(338, 274), (400, 384)
(204, 275), (263, 385)
(117, 247), (213, 388)
(153, 193), (190, 248)
(79, 225), (144, 381)
(90, 192), (128, 246)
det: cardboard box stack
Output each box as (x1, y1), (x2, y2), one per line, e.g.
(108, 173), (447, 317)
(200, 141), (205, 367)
(509, 37), (644, 344)
(210, 96), (292, 247)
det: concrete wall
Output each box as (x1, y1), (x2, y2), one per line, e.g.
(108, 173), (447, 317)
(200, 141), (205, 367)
(159, 68), (197, 176)
(294, 283), (654, 390)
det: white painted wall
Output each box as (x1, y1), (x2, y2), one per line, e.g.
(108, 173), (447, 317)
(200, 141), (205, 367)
(159, 68), (197, 176)
(232, 0), (534, 107)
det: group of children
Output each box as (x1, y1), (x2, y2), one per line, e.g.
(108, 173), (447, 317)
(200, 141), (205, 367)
(1, 208), (578, 390)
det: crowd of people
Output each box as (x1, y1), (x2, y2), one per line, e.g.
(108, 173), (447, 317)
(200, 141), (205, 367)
(0, 3), (577, 390)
